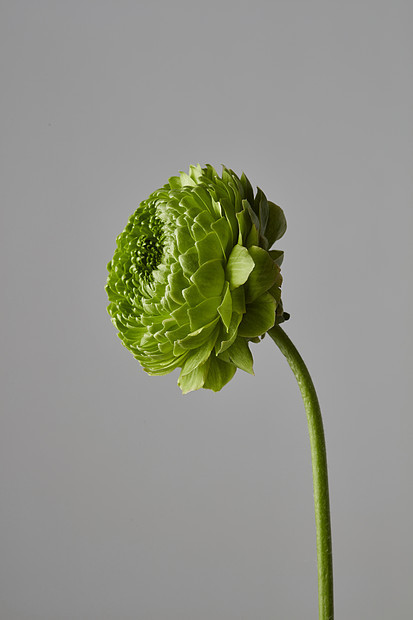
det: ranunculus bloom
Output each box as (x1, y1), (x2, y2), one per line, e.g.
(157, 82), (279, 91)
(106, 164), (287, 393)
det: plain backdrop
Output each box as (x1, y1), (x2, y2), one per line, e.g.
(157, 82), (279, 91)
(1, 1), (412, 618)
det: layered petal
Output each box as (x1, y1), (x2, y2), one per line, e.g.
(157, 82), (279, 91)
(106, 164), (288, 393)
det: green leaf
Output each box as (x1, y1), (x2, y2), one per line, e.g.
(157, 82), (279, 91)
(191, 259), (225, 299)
(217, 281), (232, 331)
(225, 337), (254, 374)
(203, 355), (236, 392)
(225, 244), (254, 290)
(244, 245), (279, 303)
(237, 292), (276, 338)
(265, 201), (287, 247)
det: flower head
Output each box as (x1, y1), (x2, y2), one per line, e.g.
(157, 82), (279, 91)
(106, 164), (287, 393)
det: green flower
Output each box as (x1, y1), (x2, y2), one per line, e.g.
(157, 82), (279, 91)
(106, 164), (288, 393)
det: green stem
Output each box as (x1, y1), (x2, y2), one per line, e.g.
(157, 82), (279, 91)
(267, 324), (334, 620)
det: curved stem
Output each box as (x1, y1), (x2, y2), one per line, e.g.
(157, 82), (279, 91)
(267, 324), (334, 620)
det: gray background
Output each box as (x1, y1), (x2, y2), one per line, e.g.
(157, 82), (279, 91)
(1, 1), (412, 618)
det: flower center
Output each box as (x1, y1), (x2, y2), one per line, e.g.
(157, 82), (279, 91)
(133, 213), (165, 282)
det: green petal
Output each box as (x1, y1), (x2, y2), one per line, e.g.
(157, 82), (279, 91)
(236, 209), (252, 245)
(255, 188), (269, 234)
(215, 311), (243, 354)
(179, 171), (197, 187)
(217, 281), (232, 331)
(269, 249), (284, 266)
(143, 352), (187, 375)
(188, 296), (221, 331)
(240, 172), (254, 206)
(231, 286), (246, 315)
(237, 292), (276, 338)
(164, 323), (191, 343)
(180, 338), (217, 376)
(170, 303), (190, 327)
(183, 283), (205, 306)
(157, 339), (174, 354)
(188, 164), (203, 183)
(265, 201), (287, 247)
(225, 244), (255, 290)
(122, 325), (146, 343)
(195, 232), (224, 263)
(190, 222), (207, 242)
(178, 361), (210, 394)
(268, 280), (282, 305)
(175, 226), (193, 254)
(191, 187), (217, 217)
(215, 196), (238, 243)
(179, 247), (199, 276)
(167, 267), (188, 304)
(211, 217), (232, 257)
(243, 199), (260, 232)
(209, 195), (222, 217)
(246, 225), (259, 248)
(193, 210), (215, 232)
(191, 259), (225, 298)
(244, 245), (279, 303)
(167, 175), (182, 190)
(178, 195), (204, 220)
(203, 355), (236, 392)
(225, 336), (254, 375)
(174, 318), (220, 353)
